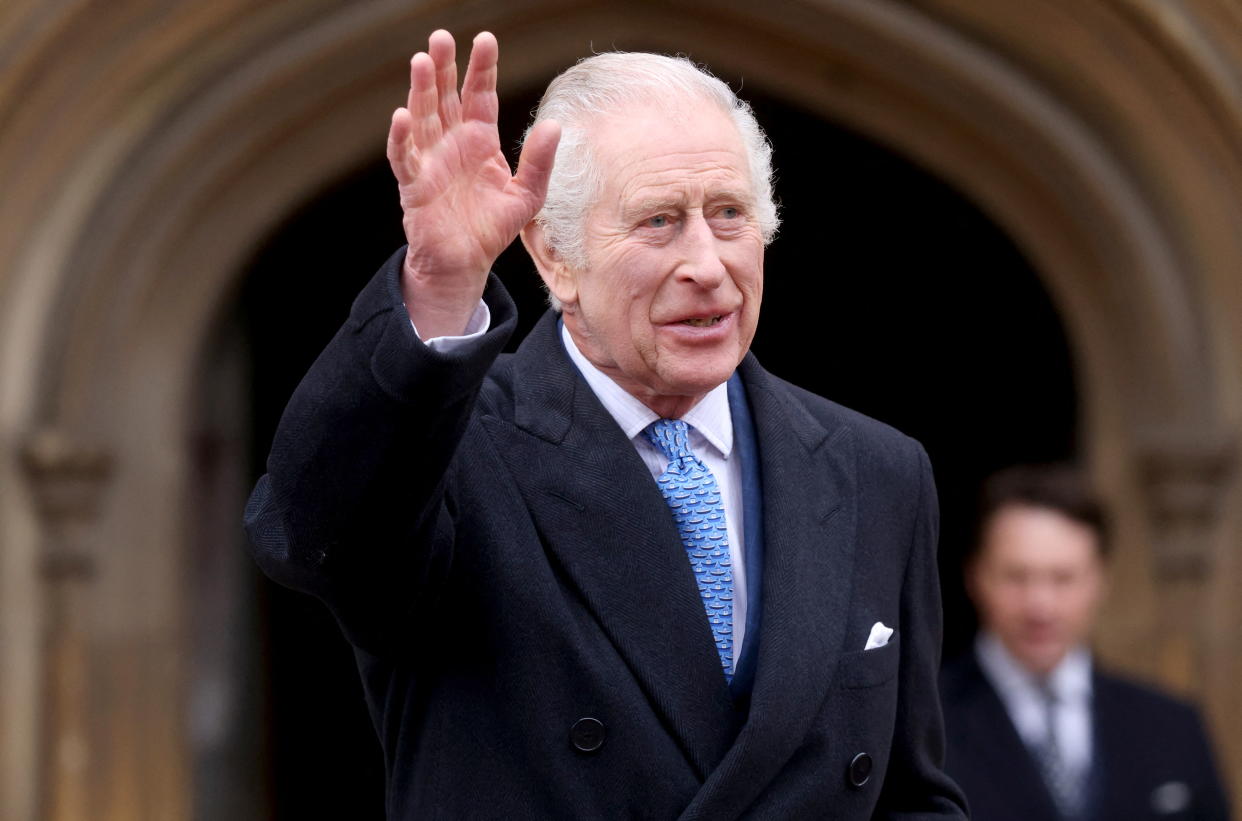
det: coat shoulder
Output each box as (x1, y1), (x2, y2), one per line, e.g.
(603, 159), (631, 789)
(1094, 668), (1206, 729)
(475, 350), (518, 415)
(759, 369), (930, 473)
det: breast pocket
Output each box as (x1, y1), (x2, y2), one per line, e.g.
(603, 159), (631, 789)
(835, 635), (900, 689)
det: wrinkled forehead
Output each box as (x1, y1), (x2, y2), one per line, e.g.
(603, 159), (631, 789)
(582, 96), (750, 188)
(580, 91), (736, 140)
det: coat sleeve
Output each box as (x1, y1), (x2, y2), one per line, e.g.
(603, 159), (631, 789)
(875, 445), (970, 819)
(243, 246), (518, 653)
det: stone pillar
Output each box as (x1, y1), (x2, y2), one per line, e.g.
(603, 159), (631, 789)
(1135, 429), (1235, 693)
(20, 430), (113, 821)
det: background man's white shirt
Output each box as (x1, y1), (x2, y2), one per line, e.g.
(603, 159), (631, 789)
(976, 631), (1093, 780)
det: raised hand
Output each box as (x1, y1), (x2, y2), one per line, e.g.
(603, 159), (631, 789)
(387, 30), (561, 338)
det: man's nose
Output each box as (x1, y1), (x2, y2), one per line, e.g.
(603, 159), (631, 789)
(676, 214), (728, 287)
(1023, 579), (1060, 615)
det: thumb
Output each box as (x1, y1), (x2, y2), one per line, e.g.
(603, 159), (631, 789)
(510, 119), (562, 210)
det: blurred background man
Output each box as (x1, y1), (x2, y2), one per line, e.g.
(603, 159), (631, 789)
(940, 464), (1231, 821)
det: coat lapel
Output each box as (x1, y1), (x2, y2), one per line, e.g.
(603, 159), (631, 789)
(680, 355), (861, 818)
(1088, 672), (1123, 818)
(958, 657), (1062, 821)
(486, 313), (737, 779)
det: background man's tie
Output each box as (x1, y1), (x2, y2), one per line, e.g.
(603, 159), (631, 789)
(1034, 681), (1087, 819)
(645, 419), (734, 682)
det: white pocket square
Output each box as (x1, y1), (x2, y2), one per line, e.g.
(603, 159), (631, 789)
(1151, 781), (1191, 814)
(864, 621), (893, 651)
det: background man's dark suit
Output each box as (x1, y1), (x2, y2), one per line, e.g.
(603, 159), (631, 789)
(245, 250), (966, 818)
(941, 651), (1231, 821)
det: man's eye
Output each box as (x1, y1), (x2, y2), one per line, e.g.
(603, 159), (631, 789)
(647, 215), (669, 228)
(720, 207), (739, 219)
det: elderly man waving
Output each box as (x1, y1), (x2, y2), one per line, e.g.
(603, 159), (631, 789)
(245, 29), (967, 820)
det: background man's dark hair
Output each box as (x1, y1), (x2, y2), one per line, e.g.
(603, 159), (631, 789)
(970, 463), (1112, 561)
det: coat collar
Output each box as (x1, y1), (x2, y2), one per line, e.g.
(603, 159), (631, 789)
(493, 312), (863, 801)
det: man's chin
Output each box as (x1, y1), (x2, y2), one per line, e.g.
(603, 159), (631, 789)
(658, 349), (745, 390)
(660, 371), (735, 399)
(1014, 642), (1070, 675)
(632, 369), (737, 417)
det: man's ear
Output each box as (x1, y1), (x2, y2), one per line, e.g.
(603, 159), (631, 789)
(520, 221), (578, 309)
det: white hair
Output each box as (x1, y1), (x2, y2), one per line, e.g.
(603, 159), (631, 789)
(523, 52), (780, 308)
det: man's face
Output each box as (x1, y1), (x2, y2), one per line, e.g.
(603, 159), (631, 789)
(555, 98), (765, 417)
(968, 504), (1106, 675)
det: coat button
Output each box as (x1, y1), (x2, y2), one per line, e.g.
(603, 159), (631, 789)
(848, 752), (873, 788)
(570, 717), (605, 753)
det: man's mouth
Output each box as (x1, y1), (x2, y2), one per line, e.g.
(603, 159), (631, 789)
(680, 315), (724, 327)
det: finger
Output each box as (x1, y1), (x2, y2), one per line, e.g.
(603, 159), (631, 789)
(428, 29), (461, 129)
(407, 52), (442, 149)
(405, 50), (422, 113)
(386, 108), (420, 187)
(510, 119), (562, 208)
(460, 31), (499, 125)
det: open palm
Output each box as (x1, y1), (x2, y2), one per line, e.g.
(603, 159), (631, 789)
(387, 31), (560, 337)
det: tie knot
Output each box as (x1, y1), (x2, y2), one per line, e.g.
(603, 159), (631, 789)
(1035, 677), (1061, 708)
(645, 418), (694, 464)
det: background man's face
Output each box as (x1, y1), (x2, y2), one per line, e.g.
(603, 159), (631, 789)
(561, 97), (765, 411)
(968, 504), (1106, 675)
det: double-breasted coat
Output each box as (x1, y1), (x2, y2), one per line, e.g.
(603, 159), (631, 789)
(245, 249), (968, 819)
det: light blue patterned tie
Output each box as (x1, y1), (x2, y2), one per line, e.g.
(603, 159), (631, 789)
(645, 419), (733, 682)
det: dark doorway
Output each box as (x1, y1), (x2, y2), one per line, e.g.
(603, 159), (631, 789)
(236, 80), (1075, 817)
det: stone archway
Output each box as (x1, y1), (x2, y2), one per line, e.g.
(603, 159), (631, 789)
(2, 1), (1239, 817)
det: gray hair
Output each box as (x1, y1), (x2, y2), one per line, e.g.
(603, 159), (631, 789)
(523, 52), (780, 304)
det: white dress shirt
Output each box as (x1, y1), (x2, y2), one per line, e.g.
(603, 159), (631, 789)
(411, 301), (492, 352)
(975, 631), (1094, 780)
(413, 306), (749, 671)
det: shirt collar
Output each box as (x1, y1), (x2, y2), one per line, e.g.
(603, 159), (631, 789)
(976, 631), (1093, 702)
(560, 323), (733, 457)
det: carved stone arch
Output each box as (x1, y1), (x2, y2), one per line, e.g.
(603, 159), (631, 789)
(2, 0), (1240, 817)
